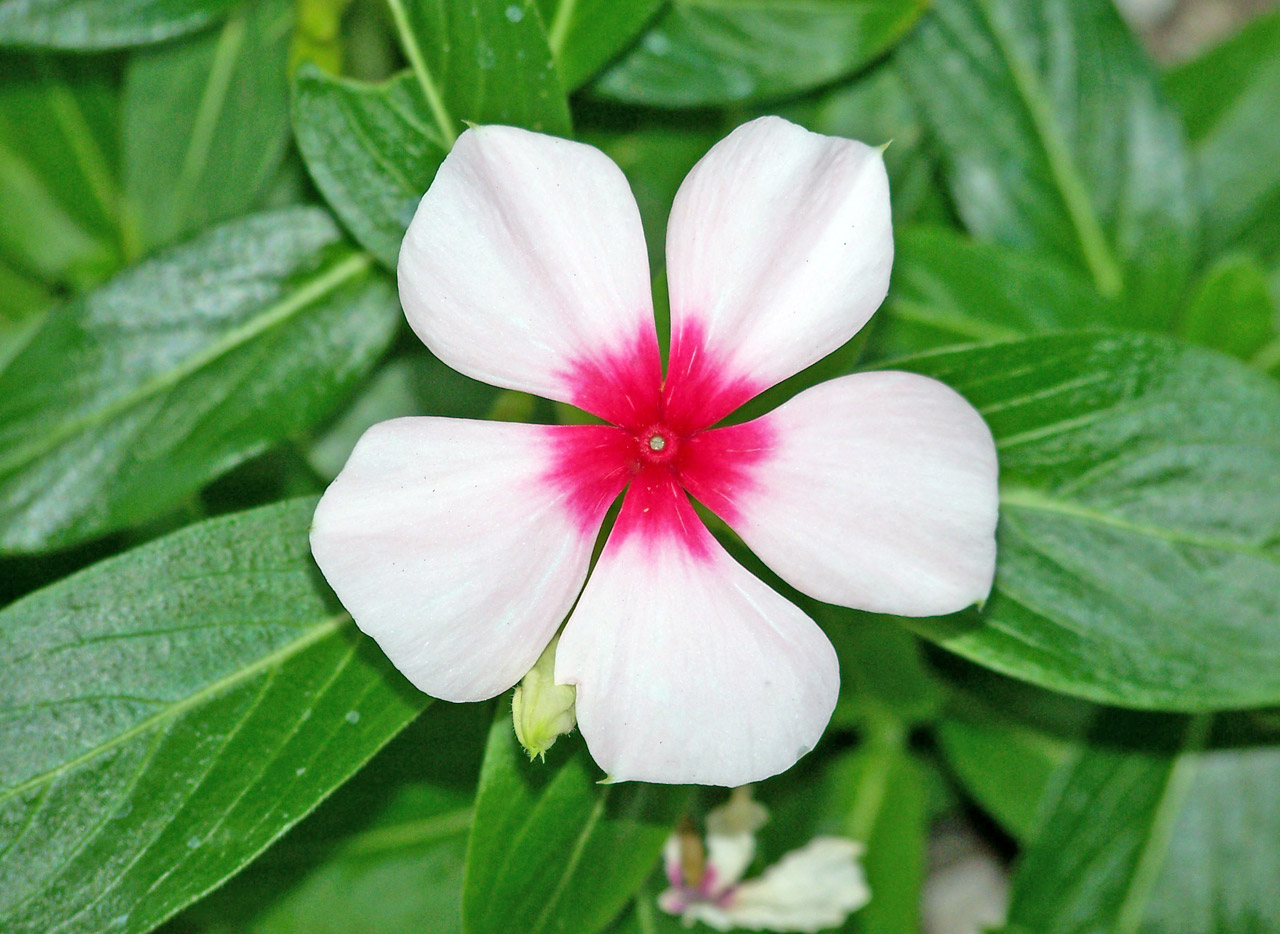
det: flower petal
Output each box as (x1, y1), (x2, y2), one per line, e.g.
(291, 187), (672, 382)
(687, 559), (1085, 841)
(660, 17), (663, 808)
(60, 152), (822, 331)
(663, 116), (892, 429)
(398, 125), (661, 426)
(685, 372), (998, 617)
(707, 838), (870, 933)
(555, 470), (839, 786)
(311, 418), (630, 702)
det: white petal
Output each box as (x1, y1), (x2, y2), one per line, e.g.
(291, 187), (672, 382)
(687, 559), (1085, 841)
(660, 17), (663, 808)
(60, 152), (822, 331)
(663, 116), (892, 427)
(555, 471), (839, 786)
(708, 838), (871, 933)
(311, 418), (628, 702)
(398, 125), (660, 426)
(695, 372), (998, 617)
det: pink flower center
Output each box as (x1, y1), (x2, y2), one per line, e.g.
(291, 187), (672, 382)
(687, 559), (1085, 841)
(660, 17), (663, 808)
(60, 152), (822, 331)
(547, 322), (776, 558)
(639, 424), (680, 466)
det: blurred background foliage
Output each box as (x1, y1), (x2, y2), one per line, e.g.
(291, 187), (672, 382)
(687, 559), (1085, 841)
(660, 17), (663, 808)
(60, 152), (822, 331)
(2, 1), (1280, 933)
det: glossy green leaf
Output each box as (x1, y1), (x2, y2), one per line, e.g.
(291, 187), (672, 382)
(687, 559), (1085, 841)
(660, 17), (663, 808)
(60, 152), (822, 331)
(899, 0), (1197, 328)
(122, 0), (293, 253)
(0, 53), (124, 290)
(172, 702), (489, 934)
(1006, 713), (1280, 934)
(0, 498), (428, 934)
(594, 0), (925, 107)
(292, 67), (447, 269)
(463, 713), (689, 934)
(878, 226), (1121, 357)
(1177, 254), (1277, 362)
(0, 0), (236, 50)
(1166, 12), (1280, 264)
(894, 333), (1280, 710)
(389, 0), (571, 145)
(0, 206), (398, 553)
(539, 0), (664, 90)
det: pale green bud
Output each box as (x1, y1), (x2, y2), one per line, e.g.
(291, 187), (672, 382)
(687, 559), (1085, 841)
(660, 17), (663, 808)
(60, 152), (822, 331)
(512, 634), (576, 760)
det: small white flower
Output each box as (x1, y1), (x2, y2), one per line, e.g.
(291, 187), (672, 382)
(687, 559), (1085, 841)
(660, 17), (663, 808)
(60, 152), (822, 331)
(659, 787), (870, 933)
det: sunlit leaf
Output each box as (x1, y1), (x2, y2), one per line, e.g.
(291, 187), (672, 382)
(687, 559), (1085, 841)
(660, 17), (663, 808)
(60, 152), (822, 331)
(0, 498), (427, 934)
(463, 712), (689, 934)
(895, 333), (1280, 711)
(0, 206), (398, 553)
(900, 0), (1197, 328)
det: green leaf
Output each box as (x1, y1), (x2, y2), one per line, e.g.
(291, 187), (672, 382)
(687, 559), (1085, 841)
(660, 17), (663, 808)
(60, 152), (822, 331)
(295, 0), (570, 269)
(388, 0), (571, 146)
(1166, 12), (1280, 264)
(1006, 713), (1280, 934)
(463, 713), (690, 934)
(878, 226), (1121, 357)
(936, 713), (1073, 843)
(894, 333), (1280, 711)
(0, 0), (237, 50)
(816, 604), (943, 729)
(539, 0), (664, 90)
(899, 0), (1197, 328)
(0, 206), (398, 553)
(173, 702), (490, 934)
(750, 735), (926, 934)
(1177, 253), (1278, 362)
(308, 351), (498, 480)
(594, 0), (926, 107)
(1007, 714), (1210, 934)
(0, 53), (124, 290)
(122, 0), (294, 254)
(0, 257), (51, 372)
(0, 498), (428, 934)
(292, 67), (448, 269)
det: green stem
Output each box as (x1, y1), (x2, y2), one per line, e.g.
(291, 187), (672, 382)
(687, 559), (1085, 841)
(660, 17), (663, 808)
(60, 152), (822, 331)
(385, 0), (457, 147)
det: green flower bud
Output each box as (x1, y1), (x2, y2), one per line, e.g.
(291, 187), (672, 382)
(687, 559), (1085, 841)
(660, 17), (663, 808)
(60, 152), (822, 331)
(512, 634), (576, 760)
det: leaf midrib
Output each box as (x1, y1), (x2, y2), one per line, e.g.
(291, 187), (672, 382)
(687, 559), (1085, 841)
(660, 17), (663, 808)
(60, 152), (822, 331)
(385, 0), (457, 147)
(0, 613), (350, 805)
(1112, 715), (1210, 934)
(1000, 486), (1280, 565)
(969, 0), (1124, 297)
(0, 250), (371, 478)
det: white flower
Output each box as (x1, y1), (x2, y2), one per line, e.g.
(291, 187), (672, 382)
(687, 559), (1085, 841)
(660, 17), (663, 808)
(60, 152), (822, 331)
(659, 787), (871, 932)
(310, 116), (999, 786)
